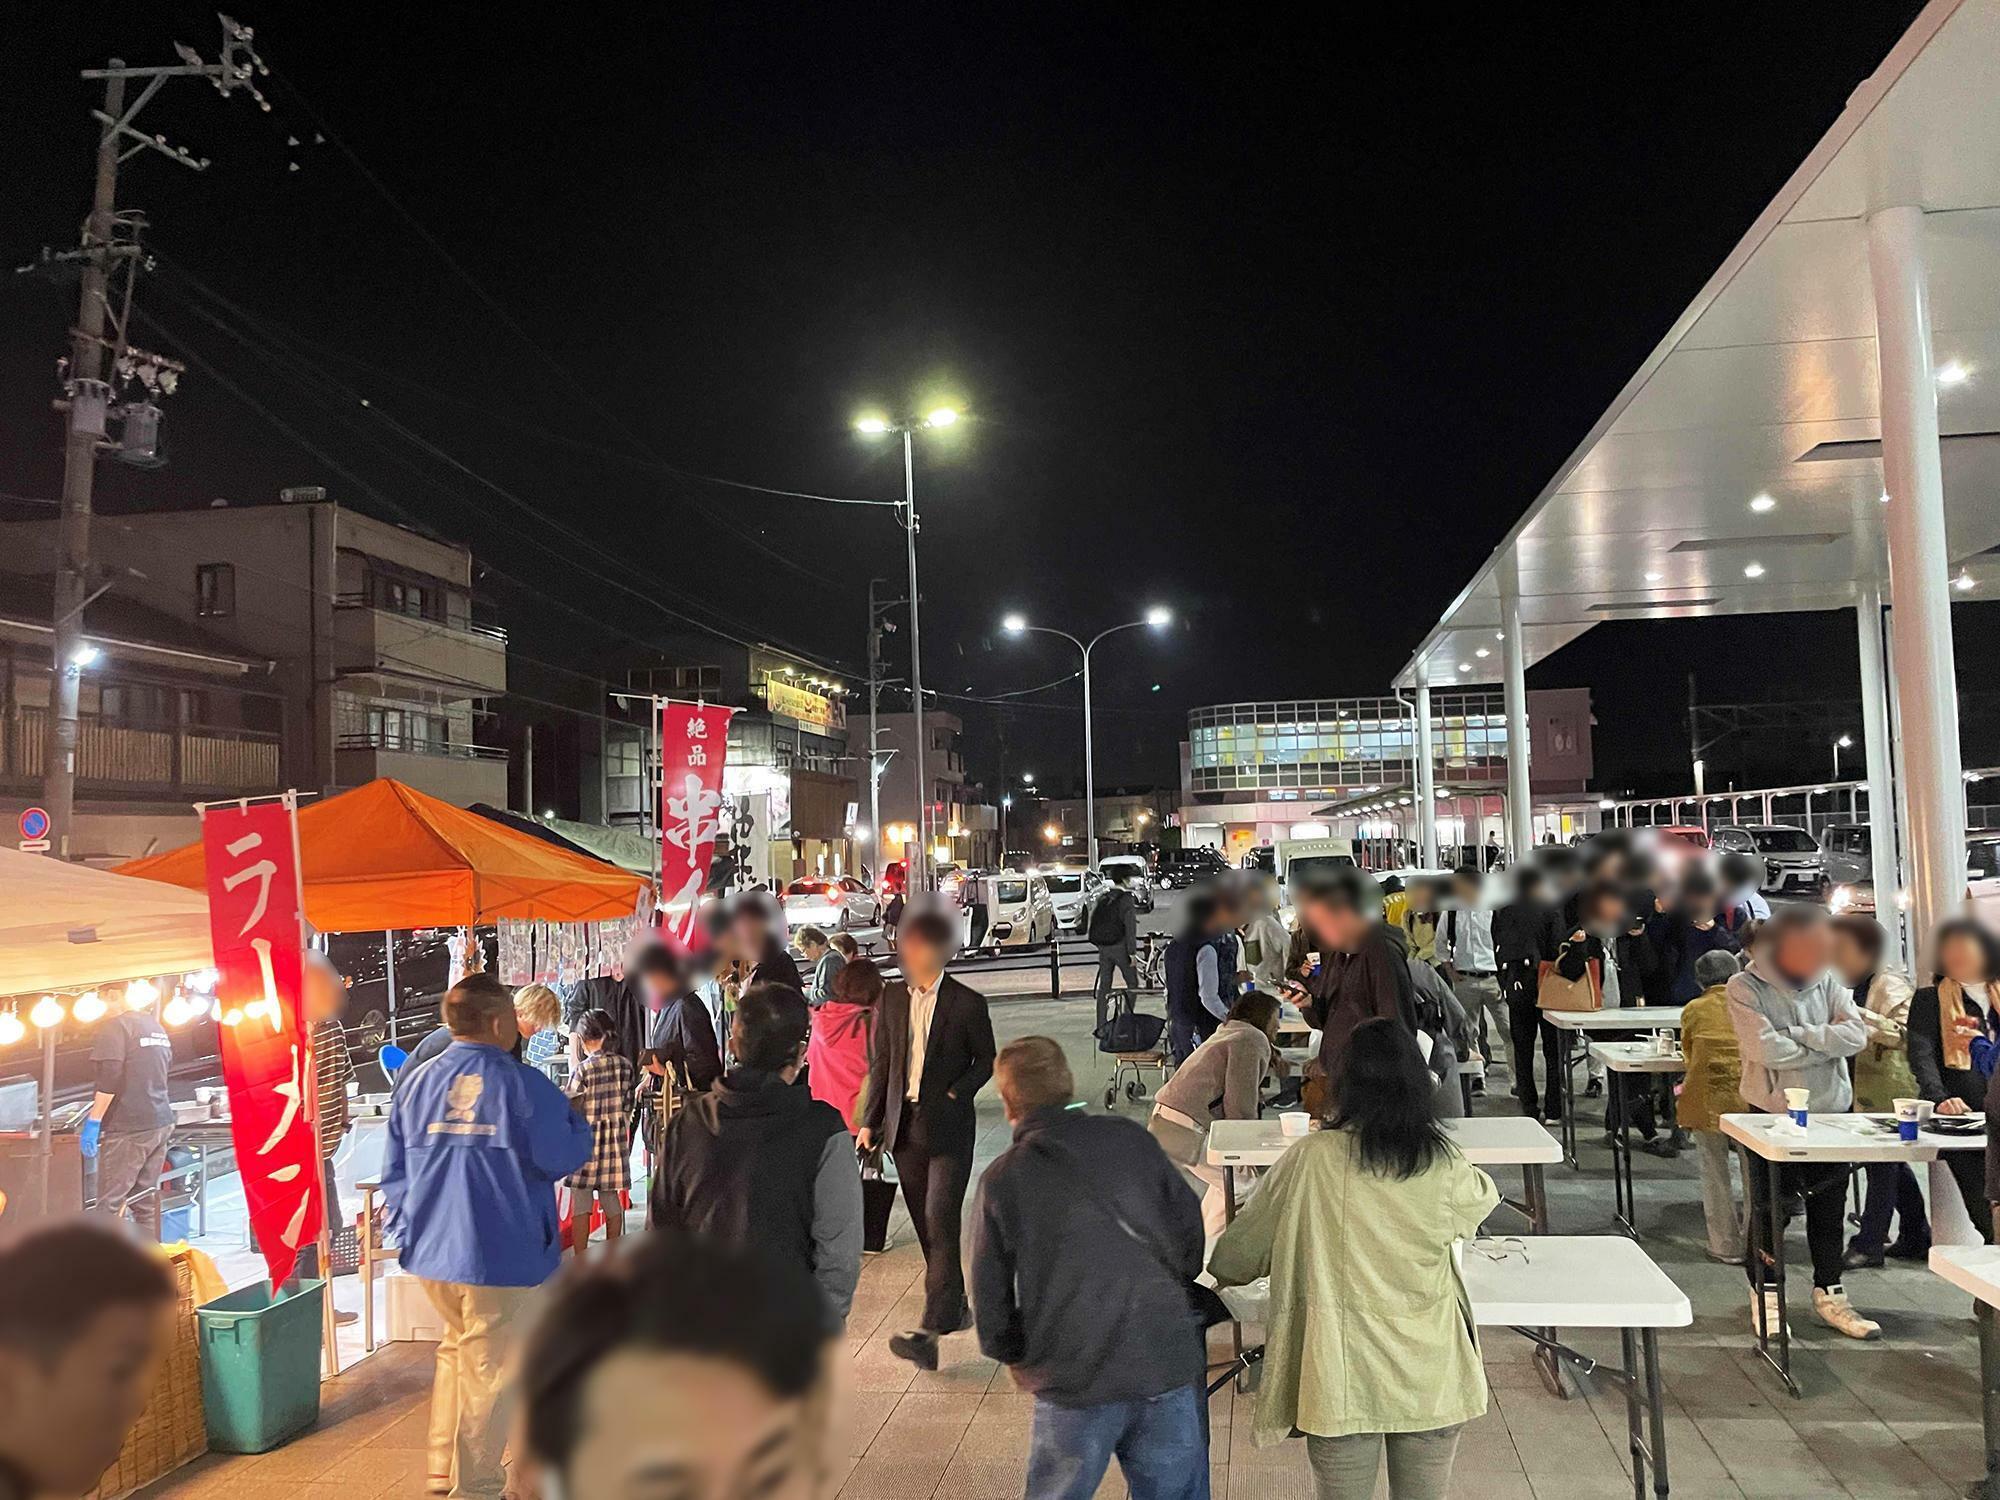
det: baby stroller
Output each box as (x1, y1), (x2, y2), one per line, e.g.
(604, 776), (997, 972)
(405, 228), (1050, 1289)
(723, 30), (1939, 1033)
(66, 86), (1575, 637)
(1095, 986), (1173, 1108)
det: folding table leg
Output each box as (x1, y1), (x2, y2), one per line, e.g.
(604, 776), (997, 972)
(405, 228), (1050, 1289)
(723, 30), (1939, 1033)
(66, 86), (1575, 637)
(1642, 1328), (1670, 1500)
(1559, 1029), (1578, 1168)
(1224, 1165), (1245, 1390)
(1978, 1299), (2000, 1500)
(1523, 1164), (1549, 1234)
(1620, 1327), (1645, 1500)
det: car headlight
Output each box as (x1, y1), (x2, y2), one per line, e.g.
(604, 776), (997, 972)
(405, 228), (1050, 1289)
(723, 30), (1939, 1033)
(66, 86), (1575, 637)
(1829, 885), (1854, 913)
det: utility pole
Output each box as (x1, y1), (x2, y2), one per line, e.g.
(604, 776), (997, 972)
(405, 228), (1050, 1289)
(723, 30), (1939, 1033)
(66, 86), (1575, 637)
(38, 21), (265, 856)
(865, 579), (902, 879)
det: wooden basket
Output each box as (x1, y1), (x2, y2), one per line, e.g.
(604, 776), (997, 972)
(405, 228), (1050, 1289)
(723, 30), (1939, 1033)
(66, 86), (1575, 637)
(83, 1250), (208, 1499)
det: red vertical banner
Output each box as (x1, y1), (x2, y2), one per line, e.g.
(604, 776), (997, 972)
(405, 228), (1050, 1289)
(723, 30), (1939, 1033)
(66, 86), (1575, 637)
(201, 795), (319, 1288)
(658, 702), (736, 947)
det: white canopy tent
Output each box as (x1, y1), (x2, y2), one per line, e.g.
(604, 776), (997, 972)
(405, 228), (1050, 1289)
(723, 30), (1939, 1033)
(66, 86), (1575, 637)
(0, 847), (213, 997)
(1396, 0), (2000, 956)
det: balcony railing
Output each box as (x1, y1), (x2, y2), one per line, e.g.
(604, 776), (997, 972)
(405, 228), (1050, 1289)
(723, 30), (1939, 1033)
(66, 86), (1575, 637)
(336, 732), (509, 761)
(2, 707), (280, 795)
(333, 594), (508, 643)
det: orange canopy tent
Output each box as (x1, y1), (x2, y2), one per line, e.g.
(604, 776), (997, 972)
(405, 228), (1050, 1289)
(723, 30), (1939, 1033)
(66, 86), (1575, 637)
(115, 778), (649, 932)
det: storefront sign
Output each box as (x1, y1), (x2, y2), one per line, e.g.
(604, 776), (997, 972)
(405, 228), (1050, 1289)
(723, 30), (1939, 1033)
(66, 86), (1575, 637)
(659, 703), (738, 945)
(200, 794), (318, 1288)
(765, 676), (840, 731)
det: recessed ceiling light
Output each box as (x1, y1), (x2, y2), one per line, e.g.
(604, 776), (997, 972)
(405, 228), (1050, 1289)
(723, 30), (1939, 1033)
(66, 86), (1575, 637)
(1956, 571), (1976, 592)
(1494, 631), (1505, 641)
(1743, 562), (1766, 579)
(1475, 648), (1490, 658)
(1643, 570), (1663, 583)
(1458, 662), (1472, 672)
(1750, 494), (1776, 513)
(1938, 360), (1972, 386)
(1880, 492), (1891, 504)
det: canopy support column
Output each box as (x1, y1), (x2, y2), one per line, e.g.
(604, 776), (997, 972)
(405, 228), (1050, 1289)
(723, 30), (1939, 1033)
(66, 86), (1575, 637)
(1869, 205), (1966, 958)
(1857, 584), (1904, 969)
(1501, 562), (1534, 862)
(1414, 661), (1437, 869)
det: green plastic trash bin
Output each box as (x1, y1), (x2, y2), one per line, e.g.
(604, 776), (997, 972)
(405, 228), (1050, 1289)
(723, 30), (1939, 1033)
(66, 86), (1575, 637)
(196, 1279), (325, 1453)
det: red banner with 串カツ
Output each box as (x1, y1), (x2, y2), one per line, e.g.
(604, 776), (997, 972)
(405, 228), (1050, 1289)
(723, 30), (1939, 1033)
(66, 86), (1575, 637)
(658, 703), (736, 947)
(200, 796), (320, 1288)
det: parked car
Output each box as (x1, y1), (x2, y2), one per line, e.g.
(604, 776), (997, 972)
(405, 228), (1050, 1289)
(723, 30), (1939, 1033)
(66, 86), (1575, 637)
(1241, 844), (1277, 875)
(935, 863), (967, 904)
(1711, 824), (1829, 899)
(1828, 834), (2000, 920)
(1096, 854), (1155, 912)
(1157, 848), (1227, 889)
(1042, 867), (1104, 932)
(782, 876), (881, 932)
(879, 860), (908, 900)
(966, 871), (1058, 949)
(1822, 823), (1873, 886)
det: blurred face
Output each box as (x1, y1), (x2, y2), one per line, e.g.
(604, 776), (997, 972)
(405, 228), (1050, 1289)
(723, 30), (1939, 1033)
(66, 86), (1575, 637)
(1828, 930), (1871, 985)
(732, 914), (770, 953)
(547, 1349), (822, 1500)
(1941, 932), (1992, 986)
(302, 961), (346, 1025)
(1301, 898), (1368, 953)
(1771, 921), (1831, 983)
(800, 938), (825, 960)
(900, 931), (949, 983)
(0, 1303), (171, 1493)
(1451, 876), (1480, 906)
(1589, 892), (1627, 930)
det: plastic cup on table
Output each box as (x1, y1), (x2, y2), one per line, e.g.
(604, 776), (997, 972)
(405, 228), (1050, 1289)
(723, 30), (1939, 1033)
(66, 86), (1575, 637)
(1894, 1098), (1922, 1142)
(1280, 1111), (1312, 1137)
(1784, 1086), (1810, 1130)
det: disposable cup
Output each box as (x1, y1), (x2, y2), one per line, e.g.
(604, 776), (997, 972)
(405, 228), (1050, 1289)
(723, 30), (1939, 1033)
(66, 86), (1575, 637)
(1894, 1097), (1922, 1142)
(1279, 1111), (1311, 1137)
(1784, 1086), (1810, 1129)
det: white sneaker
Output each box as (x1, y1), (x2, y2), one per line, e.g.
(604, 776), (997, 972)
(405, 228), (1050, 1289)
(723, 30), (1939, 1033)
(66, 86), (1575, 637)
(1749, 1287), (1787, 1339)
(1812, 1284), (1881, 1340)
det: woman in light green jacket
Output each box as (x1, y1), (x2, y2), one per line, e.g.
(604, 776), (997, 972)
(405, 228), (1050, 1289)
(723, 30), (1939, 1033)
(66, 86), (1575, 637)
(1210, 1017), (1498, 1499)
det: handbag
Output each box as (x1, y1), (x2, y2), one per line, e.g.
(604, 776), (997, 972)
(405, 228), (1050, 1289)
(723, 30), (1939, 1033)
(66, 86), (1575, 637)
(1536, 957), (1602, 1013)
(857, 1146), (898, 1253)
(1028, 1138), (1232, 1329)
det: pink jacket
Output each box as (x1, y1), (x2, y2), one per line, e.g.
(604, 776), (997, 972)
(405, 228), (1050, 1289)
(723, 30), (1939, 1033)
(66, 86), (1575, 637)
(807, 1001), (874, 1132)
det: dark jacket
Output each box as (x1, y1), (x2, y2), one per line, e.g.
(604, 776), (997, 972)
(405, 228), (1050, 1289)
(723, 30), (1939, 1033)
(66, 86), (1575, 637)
(1310, 927), (1419, 1099)
(646, 991), (724, 1094)
(650, 1067), (857, 1322)
(1656, 913), (1741, 1004)
(971, 1105), (1205, 1406)
(1491, 898), (1559, 999)
(1908, 983), (1991, 1111)
(1984, 1061), (2000, 1203)
(860, 973), (996, 1155)
(750, 937), (806, 994)
(569, 972), (649, 1069)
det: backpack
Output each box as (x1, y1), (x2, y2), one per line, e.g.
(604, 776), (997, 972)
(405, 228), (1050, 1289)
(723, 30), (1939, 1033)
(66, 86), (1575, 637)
(1087, 890), (1126, 946)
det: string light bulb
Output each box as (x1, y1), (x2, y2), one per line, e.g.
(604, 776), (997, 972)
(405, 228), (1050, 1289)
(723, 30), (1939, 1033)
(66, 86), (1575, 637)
(30, 996), (65, 1030)
(0, 1011), (23, 1046)
(125, 978), (160, 1010)
(71, 991), (107, 1024)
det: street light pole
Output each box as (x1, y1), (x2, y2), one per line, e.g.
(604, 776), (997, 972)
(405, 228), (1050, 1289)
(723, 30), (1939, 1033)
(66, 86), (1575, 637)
(899, 429), (928, 888)
(1003, 610), (1171, 870)
(1833, 734), (1852, 781)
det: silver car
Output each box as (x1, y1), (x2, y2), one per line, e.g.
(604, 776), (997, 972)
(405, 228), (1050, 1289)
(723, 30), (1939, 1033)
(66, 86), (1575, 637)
(1710, 824), (1828, 899)
(1096, 855), (1155, 912)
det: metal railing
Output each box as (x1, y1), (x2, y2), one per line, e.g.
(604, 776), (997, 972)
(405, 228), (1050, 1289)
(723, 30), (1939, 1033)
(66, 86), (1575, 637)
(333, 594), (508, 643)
(337, 731), (509, 761)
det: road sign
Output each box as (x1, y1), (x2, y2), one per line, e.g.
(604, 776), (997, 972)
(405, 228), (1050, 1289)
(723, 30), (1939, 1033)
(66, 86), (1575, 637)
(17, 807), (49, 842)
(17, 839), (49, 854)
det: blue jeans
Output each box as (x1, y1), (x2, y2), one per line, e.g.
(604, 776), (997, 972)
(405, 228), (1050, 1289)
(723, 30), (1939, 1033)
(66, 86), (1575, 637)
(1027, 1384), (1209, 1500)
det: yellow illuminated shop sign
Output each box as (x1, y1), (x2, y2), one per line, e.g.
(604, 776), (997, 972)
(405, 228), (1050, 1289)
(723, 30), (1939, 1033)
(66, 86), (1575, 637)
(766, 675), (838, 730)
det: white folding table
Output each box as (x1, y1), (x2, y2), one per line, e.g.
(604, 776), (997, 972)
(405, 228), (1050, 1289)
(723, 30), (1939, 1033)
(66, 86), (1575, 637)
(1929, 1245), (2000, 1500)
(1464, 1236), (1692, 1500)
(1207, 1115), (1568, 1394)
(1543, 1007), (1685, 1166)
(1587, 1041), (1687, 1238)
(1722, 1111), (1984, 1394)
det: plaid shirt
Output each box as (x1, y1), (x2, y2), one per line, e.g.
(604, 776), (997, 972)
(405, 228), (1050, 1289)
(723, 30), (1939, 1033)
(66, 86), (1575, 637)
(311, 1020), (354, 1159)
(566, 1048), (636, 1193)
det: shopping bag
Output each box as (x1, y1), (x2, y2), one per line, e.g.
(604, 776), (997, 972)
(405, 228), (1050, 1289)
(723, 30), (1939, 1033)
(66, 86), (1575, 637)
(859, 1148), (897, 1253)
(1536, 958), (1602, 1012)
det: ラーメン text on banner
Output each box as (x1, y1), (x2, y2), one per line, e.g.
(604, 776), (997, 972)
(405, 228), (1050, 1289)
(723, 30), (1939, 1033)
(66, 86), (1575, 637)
(200, 795), (320, 1288)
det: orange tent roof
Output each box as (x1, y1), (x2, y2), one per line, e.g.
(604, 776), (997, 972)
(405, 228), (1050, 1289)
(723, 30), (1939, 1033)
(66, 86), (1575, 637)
(115, 779), (649, 932)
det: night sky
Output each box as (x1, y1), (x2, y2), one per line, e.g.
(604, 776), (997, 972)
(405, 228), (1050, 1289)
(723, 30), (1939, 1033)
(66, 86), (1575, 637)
(7, 2), (1985, 800)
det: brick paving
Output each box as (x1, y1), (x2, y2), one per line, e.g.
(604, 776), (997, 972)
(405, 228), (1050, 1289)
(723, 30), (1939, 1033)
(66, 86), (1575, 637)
(135, 995), (1989, 1499)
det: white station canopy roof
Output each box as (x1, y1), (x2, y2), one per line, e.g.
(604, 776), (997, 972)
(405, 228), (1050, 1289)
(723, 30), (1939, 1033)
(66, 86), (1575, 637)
(1399, 0), (2000, 689)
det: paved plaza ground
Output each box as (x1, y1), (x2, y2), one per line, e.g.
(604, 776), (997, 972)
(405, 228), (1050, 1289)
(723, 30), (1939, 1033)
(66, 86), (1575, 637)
(134, 993), (1990, 1500)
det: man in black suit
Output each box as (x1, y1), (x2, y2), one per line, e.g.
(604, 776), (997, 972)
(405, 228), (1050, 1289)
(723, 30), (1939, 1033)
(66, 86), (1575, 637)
(733, 891), (806, 993)
(858, 904), (996, 1370)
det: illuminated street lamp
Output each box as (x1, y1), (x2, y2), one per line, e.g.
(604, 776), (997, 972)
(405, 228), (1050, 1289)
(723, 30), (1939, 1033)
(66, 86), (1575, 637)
(1832, 733), (1853, 779)
(1003, 608), (1173, 868)
(856, 402), (963, 889)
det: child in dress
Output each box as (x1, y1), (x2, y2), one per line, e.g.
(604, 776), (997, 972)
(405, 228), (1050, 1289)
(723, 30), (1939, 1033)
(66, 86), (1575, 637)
(565, 1008), (636, 1258)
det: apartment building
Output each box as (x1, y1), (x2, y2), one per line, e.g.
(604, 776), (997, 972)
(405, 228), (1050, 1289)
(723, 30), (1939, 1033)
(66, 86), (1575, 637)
(2, 494), (509, 812)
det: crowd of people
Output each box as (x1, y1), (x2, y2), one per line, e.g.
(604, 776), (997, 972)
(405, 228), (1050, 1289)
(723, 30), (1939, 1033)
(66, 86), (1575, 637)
(15, 835), (2000, 1500)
